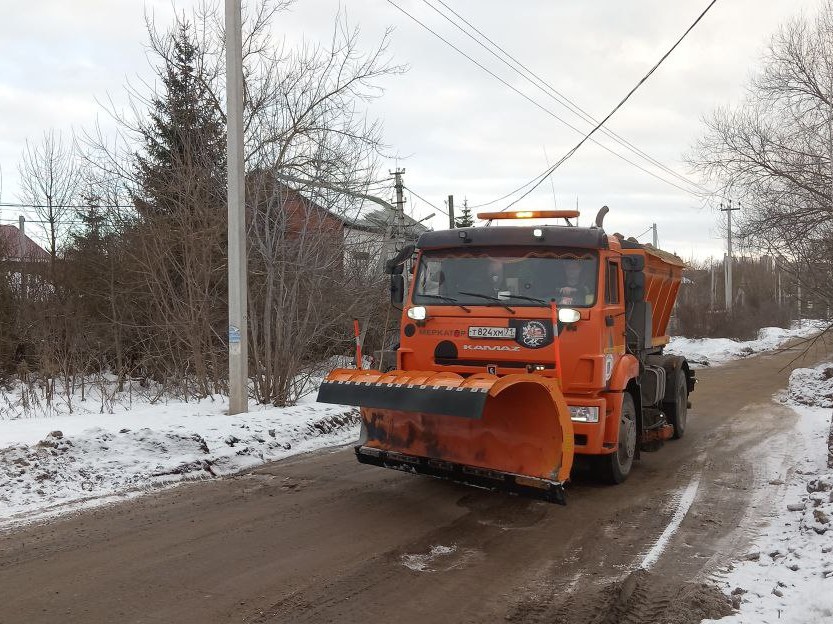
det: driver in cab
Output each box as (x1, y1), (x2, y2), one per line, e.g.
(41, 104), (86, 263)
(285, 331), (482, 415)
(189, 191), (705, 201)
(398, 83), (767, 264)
(557, 259), (591, 305)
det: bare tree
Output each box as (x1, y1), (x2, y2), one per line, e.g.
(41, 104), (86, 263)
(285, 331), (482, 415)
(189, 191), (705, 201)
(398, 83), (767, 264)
(65, 1), (403, 402)
(690, 2), (833, 316)
(18, 130), (81, 276)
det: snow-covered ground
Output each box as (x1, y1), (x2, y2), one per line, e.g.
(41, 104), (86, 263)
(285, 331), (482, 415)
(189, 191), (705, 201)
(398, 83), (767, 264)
(0, 321), (826, 531)
(0, 388), (359, 529)
(666, 320), (828, 368)
(703, 362), (833, 624)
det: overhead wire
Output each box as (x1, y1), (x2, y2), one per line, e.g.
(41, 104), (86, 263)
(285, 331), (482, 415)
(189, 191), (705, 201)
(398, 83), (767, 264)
(421, 0), (708, 197)
(403, 185), (448, 216)
(632, 225), (654, 240)
(498, 0), (720, 213)
(0, 202), (127, 209)
(386, 0), (713, 207)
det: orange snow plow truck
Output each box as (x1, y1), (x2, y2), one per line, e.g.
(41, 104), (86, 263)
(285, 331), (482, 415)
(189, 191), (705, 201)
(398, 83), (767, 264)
(318, 207), (694, 504)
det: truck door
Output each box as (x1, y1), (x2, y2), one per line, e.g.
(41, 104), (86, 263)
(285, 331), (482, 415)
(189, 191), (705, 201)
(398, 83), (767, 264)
(603, 259), (625, 383)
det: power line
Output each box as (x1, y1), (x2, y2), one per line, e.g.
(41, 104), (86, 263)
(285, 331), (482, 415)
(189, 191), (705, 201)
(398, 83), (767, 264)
(633, 225), (654, 240)
(419, 0), (707, 197)
(404, 186), (448, 216)
(386, 0), (711, 205)
(498, 0), (719, 213)
(0, 202), (128, 209)
(0, 218), (89, 225)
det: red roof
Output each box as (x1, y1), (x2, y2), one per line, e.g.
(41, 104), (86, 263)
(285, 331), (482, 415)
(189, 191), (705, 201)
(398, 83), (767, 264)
(0, 224), (50, 261)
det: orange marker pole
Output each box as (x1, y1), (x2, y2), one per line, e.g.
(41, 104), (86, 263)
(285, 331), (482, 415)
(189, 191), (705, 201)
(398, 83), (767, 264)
(353, 319), (363, 369)
(549, 301), (564, 383)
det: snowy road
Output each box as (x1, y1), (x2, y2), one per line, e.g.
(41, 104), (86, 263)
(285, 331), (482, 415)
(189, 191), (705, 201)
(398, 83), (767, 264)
(0, 336), (831, 624)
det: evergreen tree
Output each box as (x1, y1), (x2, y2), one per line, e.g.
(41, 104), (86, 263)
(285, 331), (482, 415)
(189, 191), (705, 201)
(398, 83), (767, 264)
(455, 199), (474, 228)
(130, 20), (229, 395)
(135, 21), (226, 216)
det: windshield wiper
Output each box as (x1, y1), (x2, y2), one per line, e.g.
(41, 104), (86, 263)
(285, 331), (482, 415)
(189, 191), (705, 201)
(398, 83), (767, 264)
(417, 294), (471, 313)
(503, 294), (550, 306)
(457, 291), (516, 314)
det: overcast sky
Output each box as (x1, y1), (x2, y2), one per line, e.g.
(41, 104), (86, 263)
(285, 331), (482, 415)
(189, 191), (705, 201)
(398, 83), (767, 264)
(0, 0), (820, 259)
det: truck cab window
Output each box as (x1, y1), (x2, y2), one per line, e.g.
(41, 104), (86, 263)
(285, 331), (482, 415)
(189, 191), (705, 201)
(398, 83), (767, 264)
(605, 261), (620, 304)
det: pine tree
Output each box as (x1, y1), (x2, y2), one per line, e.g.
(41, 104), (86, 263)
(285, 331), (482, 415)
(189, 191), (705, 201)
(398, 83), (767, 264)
(130, 20), (229, 395)
(455, 198), (474, 228)
(135, 21), (226, 216)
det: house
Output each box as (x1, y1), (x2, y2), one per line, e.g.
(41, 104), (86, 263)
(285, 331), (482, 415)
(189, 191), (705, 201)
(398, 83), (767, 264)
(0, 223), (51, 296)
(344, 204), (430, 274)
(0, 224), (50, 263)
(248, 173), (430, 274)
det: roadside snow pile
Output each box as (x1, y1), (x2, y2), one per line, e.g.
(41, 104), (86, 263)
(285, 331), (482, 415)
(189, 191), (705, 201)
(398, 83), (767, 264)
(786, 362), (833, 408)
(0, 400), (359, 529)
(667, 320), (826, 367)
(704, 364), (833, 624)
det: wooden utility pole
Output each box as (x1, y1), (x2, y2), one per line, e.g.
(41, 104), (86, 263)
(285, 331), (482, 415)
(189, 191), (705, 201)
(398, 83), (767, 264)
(226, 0), (248, 415)
(392, 168), (405, 245)
(447, 195), (455, 229)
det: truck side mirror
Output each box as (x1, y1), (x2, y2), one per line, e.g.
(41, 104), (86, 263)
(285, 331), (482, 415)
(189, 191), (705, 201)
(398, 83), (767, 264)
(390, 274), (405, 304)
(385, 244), (416, 275)
(622, 255), (645, 272)
(625, 272), (645, 301)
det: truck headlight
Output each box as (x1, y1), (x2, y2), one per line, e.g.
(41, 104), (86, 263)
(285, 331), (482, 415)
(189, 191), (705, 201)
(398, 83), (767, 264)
(407, 306), (427, 320)
(569, 406), (599, 423)
(558, 308), (581, 324)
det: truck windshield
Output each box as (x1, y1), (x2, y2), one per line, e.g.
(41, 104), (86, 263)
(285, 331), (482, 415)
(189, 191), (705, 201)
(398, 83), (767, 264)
(413, 250), (598, 307)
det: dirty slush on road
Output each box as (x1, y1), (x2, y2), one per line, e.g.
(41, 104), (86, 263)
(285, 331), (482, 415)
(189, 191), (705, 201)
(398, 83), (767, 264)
(0, 342), (829, 624)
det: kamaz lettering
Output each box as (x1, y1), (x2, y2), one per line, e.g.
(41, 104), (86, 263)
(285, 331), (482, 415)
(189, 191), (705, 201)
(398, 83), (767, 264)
(462, 344), (521, 352)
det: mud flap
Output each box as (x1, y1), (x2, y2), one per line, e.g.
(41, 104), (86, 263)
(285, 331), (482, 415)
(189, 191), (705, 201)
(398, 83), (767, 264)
(317, 369), (575, 502)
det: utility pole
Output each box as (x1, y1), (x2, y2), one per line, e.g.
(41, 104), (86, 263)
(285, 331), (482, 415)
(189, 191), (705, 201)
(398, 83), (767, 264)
(447, 195), (455, 230)
(226, 0), (248, 415)
(652, 223), (658, 248)
(720, 200), (741, 311)
(18, 215), (27, 300)
(709, 263), (715, 311)
(391, 168), (405, 246)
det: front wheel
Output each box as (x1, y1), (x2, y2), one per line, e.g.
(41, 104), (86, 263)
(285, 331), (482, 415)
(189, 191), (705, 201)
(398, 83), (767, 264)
(594, 393), (637, 484)
(665, 372), (688, 440)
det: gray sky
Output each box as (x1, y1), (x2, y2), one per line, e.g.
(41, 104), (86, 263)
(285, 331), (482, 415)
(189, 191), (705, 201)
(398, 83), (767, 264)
(0, 0), (819, 259)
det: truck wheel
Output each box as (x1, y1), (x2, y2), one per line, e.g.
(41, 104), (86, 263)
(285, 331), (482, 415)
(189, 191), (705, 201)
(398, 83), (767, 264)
(665, 372), (687, 440)
(595, 393), (636, 484)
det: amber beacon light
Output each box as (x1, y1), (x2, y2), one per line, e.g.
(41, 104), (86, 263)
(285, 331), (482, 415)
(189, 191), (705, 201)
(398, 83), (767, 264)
(476, 209), (580, 221)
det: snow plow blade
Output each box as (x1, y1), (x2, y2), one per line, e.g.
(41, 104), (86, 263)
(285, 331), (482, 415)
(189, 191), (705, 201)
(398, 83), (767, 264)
(317, 369), (574, 504)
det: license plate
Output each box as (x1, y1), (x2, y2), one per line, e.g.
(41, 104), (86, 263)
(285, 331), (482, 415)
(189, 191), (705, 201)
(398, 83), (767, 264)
(468, 326), (516, 339)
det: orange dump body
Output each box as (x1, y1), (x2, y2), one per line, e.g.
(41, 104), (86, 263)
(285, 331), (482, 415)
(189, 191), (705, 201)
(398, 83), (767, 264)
(623, 246), (685, 346)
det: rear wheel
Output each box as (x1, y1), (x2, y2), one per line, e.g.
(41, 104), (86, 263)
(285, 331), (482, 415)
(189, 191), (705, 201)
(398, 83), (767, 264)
(595, 393), (636, 484)
(665, 372), (688, 440)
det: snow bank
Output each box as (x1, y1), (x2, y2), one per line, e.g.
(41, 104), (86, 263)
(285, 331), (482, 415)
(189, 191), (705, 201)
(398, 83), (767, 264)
(667, 320), (826, 368)
(704, 364), (833, 624)
(0, 398), (359, 529)
(786, 362), (833, 408)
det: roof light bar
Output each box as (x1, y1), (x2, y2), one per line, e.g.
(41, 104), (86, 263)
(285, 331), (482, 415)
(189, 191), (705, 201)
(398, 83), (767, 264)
(477, 209), (580, 221)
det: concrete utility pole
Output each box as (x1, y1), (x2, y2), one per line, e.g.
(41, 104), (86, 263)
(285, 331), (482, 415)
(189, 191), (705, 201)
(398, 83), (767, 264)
(226, 0), (248, 415)
(18, 215), (27, 299)
(447, 195), (455, 230)
(709, 263), (715, 311)
(392, 168), (405, 245)
(720, 200), (741, 311)
(651, 223), (658, 248)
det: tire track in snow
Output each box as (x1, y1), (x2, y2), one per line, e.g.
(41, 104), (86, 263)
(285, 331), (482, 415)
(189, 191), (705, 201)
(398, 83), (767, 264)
(639, 473), (701, 570)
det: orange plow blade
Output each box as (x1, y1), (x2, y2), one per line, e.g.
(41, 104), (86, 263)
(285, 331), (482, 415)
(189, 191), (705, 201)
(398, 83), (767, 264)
(317, 369), (574, 504)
